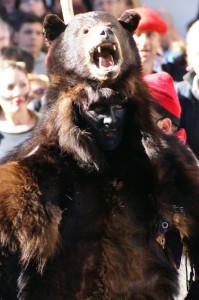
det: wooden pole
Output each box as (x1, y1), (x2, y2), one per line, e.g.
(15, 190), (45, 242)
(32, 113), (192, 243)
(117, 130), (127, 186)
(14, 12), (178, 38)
(60, 0), (74, 24)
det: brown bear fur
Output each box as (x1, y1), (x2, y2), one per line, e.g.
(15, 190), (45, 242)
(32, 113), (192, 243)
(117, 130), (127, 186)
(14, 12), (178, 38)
(0, 10), (199, 300)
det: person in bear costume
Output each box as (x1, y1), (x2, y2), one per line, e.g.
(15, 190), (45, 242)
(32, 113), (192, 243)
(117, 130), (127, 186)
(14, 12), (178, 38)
(0, 9), (199, 300)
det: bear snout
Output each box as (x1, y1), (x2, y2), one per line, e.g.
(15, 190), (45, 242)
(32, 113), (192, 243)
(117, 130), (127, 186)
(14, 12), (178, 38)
(99, 26), (114, 40)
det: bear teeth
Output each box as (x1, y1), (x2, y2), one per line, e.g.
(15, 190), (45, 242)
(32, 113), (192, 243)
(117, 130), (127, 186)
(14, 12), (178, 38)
(96, 44), (117, 54)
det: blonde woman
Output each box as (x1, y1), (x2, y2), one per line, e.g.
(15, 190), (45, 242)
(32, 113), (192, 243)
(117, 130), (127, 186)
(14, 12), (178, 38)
(0, 60), (39, 159)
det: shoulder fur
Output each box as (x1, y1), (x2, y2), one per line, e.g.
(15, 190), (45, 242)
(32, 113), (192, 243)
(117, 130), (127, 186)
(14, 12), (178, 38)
(0, 161), (62, 272)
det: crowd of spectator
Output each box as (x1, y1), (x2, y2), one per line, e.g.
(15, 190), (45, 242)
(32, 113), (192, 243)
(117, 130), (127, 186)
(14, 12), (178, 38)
(0, 2), (198, 150)
(0, 0), (199, 159)
(0, 0), (199, 156)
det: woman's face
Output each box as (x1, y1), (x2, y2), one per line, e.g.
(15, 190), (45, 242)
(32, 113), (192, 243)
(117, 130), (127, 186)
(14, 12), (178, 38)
(0, 67), (30, 114)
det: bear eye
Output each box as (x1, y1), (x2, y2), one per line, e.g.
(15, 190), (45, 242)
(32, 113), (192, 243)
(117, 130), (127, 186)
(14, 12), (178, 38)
(83, 28), (89, 34)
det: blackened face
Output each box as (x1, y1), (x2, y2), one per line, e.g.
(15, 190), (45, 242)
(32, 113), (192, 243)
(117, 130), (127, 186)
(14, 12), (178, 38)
(83, 100), (127, 151)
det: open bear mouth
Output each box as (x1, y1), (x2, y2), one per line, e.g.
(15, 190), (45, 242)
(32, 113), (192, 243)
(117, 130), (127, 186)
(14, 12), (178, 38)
(91, 43), (119, 71)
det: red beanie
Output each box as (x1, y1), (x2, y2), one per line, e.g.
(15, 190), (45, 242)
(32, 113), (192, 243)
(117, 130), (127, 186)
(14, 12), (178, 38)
(133, 6), (167, 34)
(144, 72), (181, 125)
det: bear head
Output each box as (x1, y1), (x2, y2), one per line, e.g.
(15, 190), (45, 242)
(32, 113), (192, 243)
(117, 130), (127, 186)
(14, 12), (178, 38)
(9, 10), (156, 171)
(43, 10), (141, 84)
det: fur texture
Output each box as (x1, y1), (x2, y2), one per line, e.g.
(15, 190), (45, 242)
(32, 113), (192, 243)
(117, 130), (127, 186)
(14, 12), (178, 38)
(0, 10), (199, 300)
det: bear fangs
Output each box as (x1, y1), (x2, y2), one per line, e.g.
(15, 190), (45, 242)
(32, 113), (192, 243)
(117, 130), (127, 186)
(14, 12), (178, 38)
(96, 44), (117, 53)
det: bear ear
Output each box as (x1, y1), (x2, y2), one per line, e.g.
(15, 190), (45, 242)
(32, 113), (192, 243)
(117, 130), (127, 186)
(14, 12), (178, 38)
(118, 10), (141, 33)
(43, 14), (67, 43)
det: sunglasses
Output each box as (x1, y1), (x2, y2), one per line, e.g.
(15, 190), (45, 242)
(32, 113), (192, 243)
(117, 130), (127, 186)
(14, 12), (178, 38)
(31, 87), (46, 97)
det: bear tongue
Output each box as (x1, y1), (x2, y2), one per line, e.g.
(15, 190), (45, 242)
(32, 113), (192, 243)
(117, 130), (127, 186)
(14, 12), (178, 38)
(95, 50), (114, 69)
(99, 55), (114, 69)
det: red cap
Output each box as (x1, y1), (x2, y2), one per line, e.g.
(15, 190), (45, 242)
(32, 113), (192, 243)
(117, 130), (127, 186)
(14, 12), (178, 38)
(133, 6), (167, 34)
(144, 72), (181, 124)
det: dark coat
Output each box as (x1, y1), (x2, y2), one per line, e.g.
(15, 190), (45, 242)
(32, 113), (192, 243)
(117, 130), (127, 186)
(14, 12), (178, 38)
(162, 61), (187, 83)
(176, 70), (199, 158)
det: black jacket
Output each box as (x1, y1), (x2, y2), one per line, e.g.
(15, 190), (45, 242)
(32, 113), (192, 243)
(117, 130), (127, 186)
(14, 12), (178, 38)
(176, 70), (199, 159)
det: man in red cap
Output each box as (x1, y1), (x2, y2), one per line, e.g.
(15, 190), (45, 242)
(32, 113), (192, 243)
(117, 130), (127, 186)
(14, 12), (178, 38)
(132, 6), (187, 82)
(144, 71), (186, 143)
(132, 6), (167, 76)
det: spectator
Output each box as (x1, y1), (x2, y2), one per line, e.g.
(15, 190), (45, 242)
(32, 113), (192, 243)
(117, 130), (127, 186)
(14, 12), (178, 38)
(15, 0), (48, 19)
(0, 18), (12, 49)
(0, 46), (34, 73)
(154, 7), (185, 54)
(176, 20), (199, 159)
(154, 7), (187, 78)
(132, 6), (167, 75)
(164, 40), (187, 71)
(93, 0), (141, 18)
(13, 13), (47, 75)
(73, 0), (92, 14)
(82, 0), (93, 12)
(132, 6), (186, 82)
(144, 72), (186, 143)
(0, 60), (39, 159)
(51, 0), (63, 18)
(0, 0), (16, 14)
(54, 0), (92, 17)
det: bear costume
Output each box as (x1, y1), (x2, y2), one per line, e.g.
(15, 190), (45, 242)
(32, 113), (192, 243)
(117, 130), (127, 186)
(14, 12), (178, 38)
(0, 10), (199, 299)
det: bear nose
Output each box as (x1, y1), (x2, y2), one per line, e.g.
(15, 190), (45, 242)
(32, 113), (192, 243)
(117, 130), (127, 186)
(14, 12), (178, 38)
(100, 27), (113, 39)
